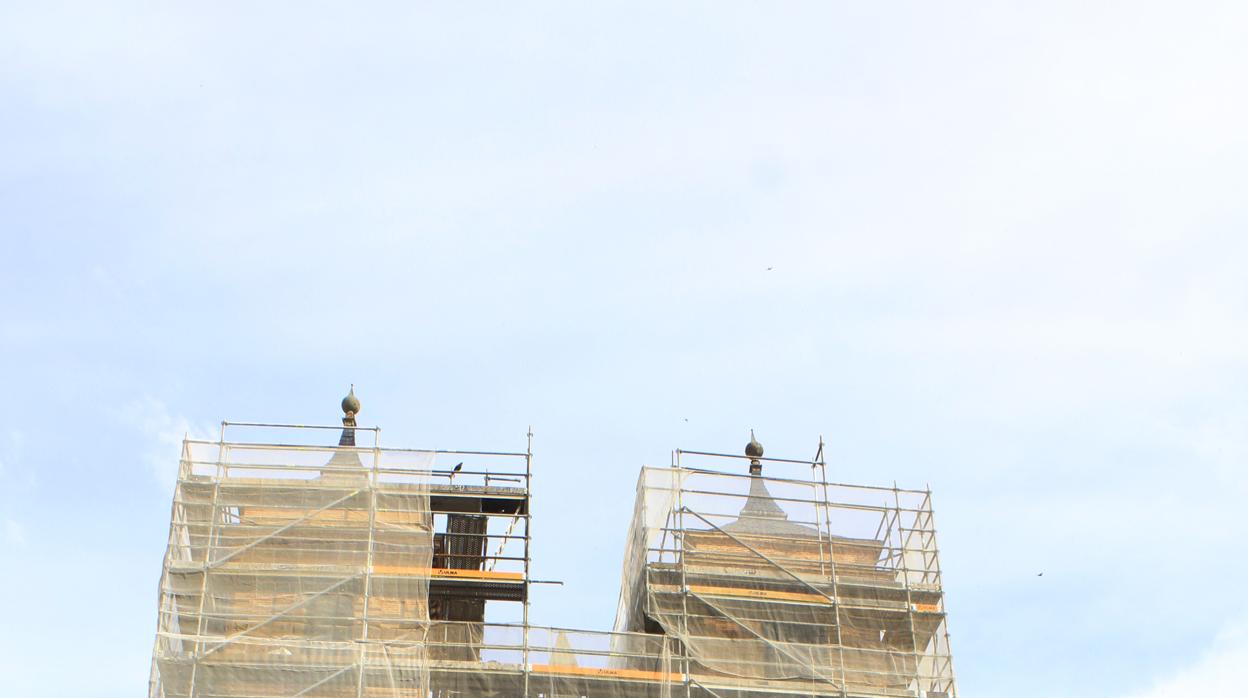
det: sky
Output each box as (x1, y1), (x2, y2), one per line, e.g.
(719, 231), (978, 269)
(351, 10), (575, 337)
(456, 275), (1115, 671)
(1, 2), (1246, 696)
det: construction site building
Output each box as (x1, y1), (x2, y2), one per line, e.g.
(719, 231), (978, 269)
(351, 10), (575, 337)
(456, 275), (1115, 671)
(148, 392), (957, 697)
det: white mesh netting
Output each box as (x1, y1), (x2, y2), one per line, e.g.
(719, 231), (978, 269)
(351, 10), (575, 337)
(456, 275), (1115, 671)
(149, 438), (955, 698)
(612, 465), (958, 698)
(149, 440), (435, 697)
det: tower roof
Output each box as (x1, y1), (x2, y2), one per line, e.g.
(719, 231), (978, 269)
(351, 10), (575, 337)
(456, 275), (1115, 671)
(722, 433), (817, 538)
(721, 475), (818, 538)
(324, 386), (364, 474)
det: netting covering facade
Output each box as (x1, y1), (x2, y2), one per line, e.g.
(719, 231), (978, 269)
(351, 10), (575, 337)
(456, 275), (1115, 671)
(613, 455), (957, 697)
(149, 438), (437, 697)
(149, 426), (956, 698)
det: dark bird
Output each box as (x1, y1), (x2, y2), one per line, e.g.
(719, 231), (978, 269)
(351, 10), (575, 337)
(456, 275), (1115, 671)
(766, 267), (774, 271)
(449, 462), (464, 481)
(1037, 572), (1044, 577)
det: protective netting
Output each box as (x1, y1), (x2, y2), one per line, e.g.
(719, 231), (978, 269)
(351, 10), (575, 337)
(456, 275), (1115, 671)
(150, 436), (955, 698)
(613, 466), (958, 698)
(427, 623), (680, 698)
(149, 439), (435, 697)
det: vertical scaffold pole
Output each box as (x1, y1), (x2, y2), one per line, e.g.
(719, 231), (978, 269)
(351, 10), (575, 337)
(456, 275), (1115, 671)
(186, 422), (229, 697)
(925, 487), (958, 696)
(815, 437), (848, 696)
(813, 441), (829, 579)
(356, 443), (380, 697)
(522, 427), (533, 698)
(675, 450), (692, 698)
(895, 484), (922, 696)
(150, 438), (194, 698)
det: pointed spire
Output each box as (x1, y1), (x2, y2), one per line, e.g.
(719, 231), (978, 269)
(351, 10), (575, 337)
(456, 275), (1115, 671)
(724, 430), (818, 539)
(551, 630), (579, 667)
(322, 387), (365, 479)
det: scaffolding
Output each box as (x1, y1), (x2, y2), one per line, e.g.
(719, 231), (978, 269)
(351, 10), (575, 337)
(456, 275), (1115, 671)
(148, 422), (533, 697)
(149, 419), (956, 698)
(612, 447), (958, 698)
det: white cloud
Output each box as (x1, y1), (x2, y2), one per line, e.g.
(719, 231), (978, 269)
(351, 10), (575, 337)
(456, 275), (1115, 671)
(3, 519), (25, 548)
(1121, 620), (1248, 698)
(0, 429), (23, 470)
(115, 396), (215, 488)
(0, 431), (28, 550)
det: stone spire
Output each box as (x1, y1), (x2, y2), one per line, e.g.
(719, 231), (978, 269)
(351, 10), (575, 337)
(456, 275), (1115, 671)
(338, 385), (360, 447)
(322, 386), (364, 478)
(723, 431), (817, 538)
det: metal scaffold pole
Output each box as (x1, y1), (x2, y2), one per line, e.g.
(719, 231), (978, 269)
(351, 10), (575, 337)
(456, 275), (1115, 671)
(675, 449), (693, 698)
(814, 437), (849, 697)
(355, 445), (379, 697)
(895, 483), (923, 696)
(522, 427), (533, 698)
(925, 487), (958, 696)
(185, 422), (229, 697)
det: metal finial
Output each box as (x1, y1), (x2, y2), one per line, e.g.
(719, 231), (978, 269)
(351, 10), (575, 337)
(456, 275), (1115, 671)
(745, 429), (764, 474)
(338, 386), (359, 448)
(341, 385), (361, 417)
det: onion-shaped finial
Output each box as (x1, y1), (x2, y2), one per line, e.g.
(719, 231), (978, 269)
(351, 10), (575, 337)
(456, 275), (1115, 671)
(745, 429), (764, 459)
(341, 385), (361, 417)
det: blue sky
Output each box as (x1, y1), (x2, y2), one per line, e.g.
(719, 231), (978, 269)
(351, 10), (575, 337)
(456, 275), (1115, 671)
(2, 2), (1246, 696)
